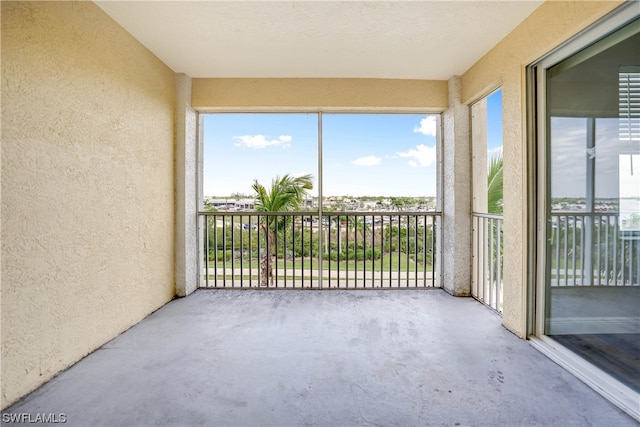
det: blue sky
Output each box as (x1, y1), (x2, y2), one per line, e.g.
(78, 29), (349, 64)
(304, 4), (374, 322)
(486, 89), (503, 155)
(202, 94), (503, 198)
(203, 113), (441, 198)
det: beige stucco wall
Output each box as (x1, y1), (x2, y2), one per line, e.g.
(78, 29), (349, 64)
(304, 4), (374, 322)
(442, 77), (472, 296)
(461, 0), (624, 337)
(192, 78), (448, 111)
(1, 1), (176, 408)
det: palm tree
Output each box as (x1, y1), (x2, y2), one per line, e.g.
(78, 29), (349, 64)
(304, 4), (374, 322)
(252, 174), (313, 286)
(487, 154), (503, 214)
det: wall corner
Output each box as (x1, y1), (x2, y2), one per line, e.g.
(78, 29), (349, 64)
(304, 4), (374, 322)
(175, 73), (198, 297)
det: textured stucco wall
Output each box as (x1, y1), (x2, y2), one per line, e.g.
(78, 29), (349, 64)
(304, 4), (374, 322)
(442, 77), (472, 296)
(192, 78), (448, 111)
(175, 74), (198, 297)
(461, 0), (624, 336)
(1, 1), (176, 408)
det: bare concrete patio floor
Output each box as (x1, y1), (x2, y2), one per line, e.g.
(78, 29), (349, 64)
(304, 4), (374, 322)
(2, 289), (637, 426)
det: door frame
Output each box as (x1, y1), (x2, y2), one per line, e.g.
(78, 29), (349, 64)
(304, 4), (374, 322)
(526, 3), (640, 420)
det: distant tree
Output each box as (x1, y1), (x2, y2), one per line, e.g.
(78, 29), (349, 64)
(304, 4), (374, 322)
(487, 154), (503, 214)
(203, 198), (218, 212)
(391, 197), (405, 211)
(252, 174), (313, 286)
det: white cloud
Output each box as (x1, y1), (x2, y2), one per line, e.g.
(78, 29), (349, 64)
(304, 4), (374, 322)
(487, 145), (503, 159)
(233, 134), (292, 149)
(396, 144), (436, 167)
(413, 116), (437, 137)
(352, 155), (382, 166)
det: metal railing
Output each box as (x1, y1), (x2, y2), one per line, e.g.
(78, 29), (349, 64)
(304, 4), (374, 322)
(549, 212), (639, 287)
(472, 213), (503, 314)
(199, 211), (441, 289)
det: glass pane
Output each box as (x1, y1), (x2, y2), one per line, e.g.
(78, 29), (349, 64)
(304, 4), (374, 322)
(594, 118), (621, 212)
(545, 22), (640, 392)
(322, 113), (439, 210)
(549, 117), (587, 211)
(202, 113), (318, 210)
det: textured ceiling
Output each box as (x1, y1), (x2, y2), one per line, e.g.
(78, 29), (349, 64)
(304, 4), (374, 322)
(95, 0), (543, 80)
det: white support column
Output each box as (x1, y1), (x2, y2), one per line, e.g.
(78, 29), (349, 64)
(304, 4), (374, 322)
(471, 98), (488, 213)
(175, 73), (198, 297)
(442, 76), (472, 296)
(471, 98), (489, 299)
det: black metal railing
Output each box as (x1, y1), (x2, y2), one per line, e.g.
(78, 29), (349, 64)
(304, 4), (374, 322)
(199, 211), (441, 289)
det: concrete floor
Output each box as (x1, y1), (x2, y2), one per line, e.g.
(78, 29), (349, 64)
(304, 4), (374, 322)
(3, 289), (638, 427)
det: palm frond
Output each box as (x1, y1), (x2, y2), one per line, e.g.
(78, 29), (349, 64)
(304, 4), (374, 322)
(253, 174), (313, 212)
(487, 154), (503, 214)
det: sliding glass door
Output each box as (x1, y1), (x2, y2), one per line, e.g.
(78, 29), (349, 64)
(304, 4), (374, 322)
(535, 15), (639, 397)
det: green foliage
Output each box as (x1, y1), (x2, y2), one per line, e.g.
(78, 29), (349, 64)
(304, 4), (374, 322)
(487, 154), (503, 214)
(364, 248), (381, 260)
(325, 248), (381, 261)
(291, 227), (315, 257)
(209, 249), (232, 262)
(252, 174), (313, 214)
